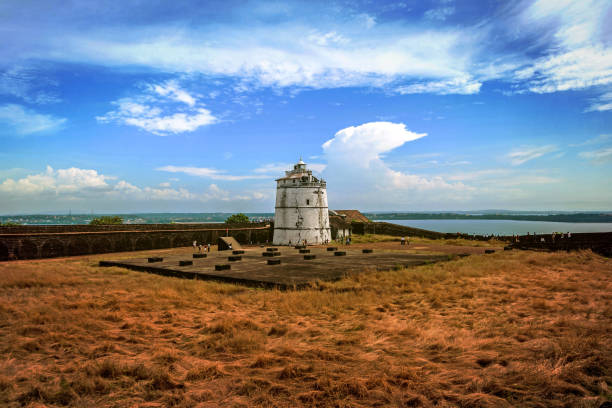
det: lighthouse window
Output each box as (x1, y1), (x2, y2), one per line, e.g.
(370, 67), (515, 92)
(306, 199), (310, 205)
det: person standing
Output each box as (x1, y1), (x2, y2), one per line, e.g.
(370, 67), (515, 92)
(192, 240), (197, 251)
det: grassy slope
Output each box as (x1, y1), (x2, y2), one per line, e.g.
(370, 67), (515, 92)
(0, 247), (611, 407)
(350, 234), (506, 247)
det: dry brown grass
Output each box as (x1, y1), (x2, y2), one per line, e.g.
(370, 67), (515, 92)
(0, 245), (611, 407)
(349, 233), (505, 247)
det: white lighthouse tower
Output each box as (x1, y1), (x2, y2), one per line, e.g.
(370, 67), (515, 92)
(273, 159), (331, 245)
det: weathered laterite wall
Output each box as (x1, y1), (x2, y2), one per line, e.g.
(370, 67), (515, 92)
(0, 223), (273, 261)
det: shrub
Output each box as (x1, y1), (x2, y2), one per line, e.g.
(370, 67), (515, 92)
(225, 213), (250, 224)
(89, 216), (123, 225)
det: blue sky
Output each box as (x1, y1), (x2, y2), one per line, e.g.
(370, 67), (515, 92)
(0, 0), (611, 214)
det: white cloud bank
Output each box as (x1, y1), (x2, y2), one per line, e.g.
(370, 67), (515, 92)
(0, 104), (66, 136)
(0, 165), (269, 213)
(0, 166), (111, 195)
(96, 80), (216, 135)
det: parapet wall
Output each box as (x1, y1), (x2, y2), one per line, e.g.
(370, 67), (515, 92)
(0, 223), (273, 261)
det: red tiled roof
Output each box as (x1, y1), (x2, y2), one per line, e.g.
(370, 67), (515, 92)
(334, 210), (370, 223)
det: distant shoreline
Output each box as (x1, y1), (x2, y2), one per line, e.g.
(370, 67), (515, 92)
(1, 211), (612, 225)
(365, 213), (612, 223)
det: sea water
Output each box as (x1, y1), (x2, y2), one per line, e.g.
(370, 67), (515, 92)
(380, 219), (612, 236)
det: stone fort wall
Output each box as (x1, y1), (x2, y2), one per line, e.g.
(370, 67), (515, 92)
(0, 223), (273, 261)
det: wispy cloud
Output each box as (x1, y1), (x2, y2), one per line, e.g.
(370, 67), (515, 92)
(396, 76), (481, 95)
(424, 5), (455, 21)
(507, 145), (558, 165)
(157, 165), (268, 181)
(569, 134), (611, 147)
(0, 66), (61, 104)
(584, 92), (612, 112)
(0, 0), (610, 102)
(96, 80), (216, 135)
(579, 147), (612, 163)
(0, 104), (66, 136)
(254, 162), (326, 174)
(512, 0), (612, 98)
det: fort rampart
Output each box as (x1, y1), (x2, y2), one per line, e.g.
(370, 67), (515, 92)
(0, 223), (273, 261)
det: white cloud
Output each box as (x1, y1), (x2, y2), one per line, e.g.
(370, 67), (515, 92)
(114, 180), (141, 193)
(151, 80), (196, 106)
(0, 165), (270, 211)
(0, 165), (110, 195)
(0, 104), (66, 136)
(321, 122), (470, 208)
(96, 80), (216, 135)
(157, 165), (268, 181)
(158, 182), (171, 187)
(521, 47), (612, 94)
(507, 145), (558, 165)
(579, 147), (612, 163)
(39, 21), (478, 94)
(322, 122), (426, 163)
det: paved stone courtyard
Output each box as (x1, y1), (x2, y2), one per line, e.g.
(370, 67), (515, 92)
(100, 247), (453, 289)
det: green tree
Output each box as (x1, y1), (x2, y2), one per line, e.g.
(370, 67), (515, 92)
(89, 216), (123, 225)
(225, 213), (250, 224)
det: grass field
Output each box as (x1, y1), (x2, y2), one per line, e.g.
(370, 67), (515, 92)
(349, 233), (506, 247)
(0, 243), (611, 407)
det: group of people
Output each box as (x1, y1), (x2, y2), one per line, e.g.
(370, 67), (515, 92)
(518, 232), (573, 242)
(192, 241), (211, 253)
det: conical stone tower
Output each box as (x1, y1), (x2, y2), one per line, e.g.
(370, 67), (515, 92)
(272, 159), (331, 245)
